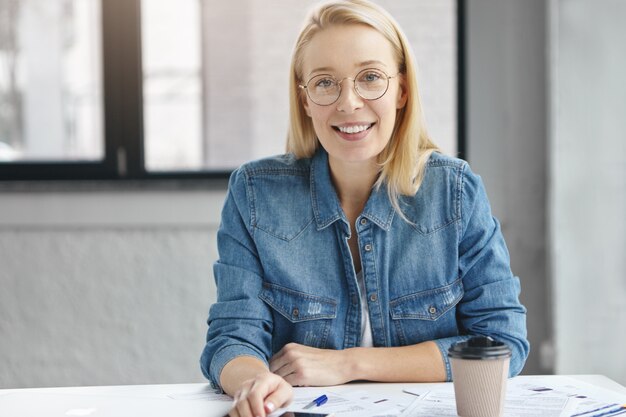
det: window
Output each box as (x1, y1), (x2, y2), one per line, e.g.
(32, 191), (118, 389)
(0, 0), (103, 161)
(0, 0), (464, 181)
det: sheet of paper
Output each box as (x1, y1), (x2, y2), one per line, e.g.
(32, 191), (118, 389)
(508, 376), (626, 416)
(269, 387), (399, 417)
(333, 387), (412, 411)
(167, 385), (232, 402)
(399, 389), (458, 417)
(399, 388), (573, 417)
(403, 376), (626, 417)
(168, 391), (232, 401)
(401, 387), (430, 398)
(504, 394), (574, 416)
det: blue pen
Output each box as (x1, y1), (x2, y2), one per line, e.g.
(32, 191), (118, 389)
(303, 394), (328, 409)
(590, 406), (626, 417)
(573, 404), (626, 417)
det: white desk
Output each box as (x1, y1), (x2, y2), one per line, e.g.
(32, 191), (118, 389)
(1, 375), (625, 417)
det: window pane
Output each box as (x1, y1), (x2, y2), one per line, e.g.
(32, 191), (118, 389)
(142, 0), (456, 172)
(141, 0), (203, 172)
(0, 0), (103, 162)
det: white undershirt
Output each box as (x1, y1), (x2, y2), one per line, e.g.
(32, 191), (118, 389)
(356, 270), (374, 347)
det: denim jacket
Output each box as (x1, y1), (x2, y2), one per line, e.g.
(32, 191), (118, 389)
(200, 149), (529, 389)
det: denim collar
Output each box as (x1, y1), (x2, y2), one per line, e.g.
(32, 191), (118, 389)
(310, 148), (395, 231)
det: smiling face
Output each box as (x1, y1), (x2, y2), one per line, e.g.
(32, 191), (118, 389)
(301, 24), (407, 172)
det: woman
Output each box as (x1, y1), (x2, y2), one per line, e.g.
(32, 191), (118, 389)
(201, 1), (529, 416)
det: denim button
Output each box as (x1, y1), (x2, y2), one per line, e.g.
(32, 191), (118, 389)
(369, 293), (378, 302)
(429, 306), (437, 314)
(293, 308), (299, 317)
(364, 244), (372, 251)
(360, 218), (367, 226)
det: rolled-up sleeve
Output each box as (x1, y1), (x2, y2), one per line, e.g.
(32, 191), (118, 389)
(200, 168), (273, 390)
(434, 163), (530, 381)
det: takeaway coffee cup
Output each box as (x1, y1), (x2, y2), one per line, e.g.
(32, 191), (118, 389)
(448, 336), (512, 417)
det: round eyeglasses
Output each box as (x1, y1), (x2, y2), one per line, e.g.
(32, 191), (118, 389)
(299, 68), (399, 106)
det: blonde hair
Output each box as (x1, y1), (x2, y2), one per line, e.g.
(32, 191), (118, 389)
(287, 0), (441, 218)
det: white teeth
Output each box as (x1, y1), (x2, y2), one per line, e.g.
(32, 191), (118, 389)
(337, 124), (371, 134)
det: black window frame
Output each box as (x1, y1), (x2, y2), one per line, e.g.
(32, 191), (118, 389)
(0, 0), (466, 182)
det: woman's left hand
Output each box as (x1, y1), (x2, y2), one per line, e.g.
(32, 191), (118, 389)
(269, 343), (352, 386)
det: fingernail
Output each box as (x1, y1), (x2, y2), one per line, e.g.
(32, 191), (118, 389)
(265, 401), (275, 412)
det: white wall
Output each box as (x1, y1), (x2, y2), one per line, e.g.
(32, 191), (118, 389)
(2, 0), (625, 389)
(1, 0), (550, 388)
(0, 0), (457, 389)
(467, 0), (626, 385)
(0, 189), (225, 388)
(466, 0), (552, 375)
(550, 0), (626, 383)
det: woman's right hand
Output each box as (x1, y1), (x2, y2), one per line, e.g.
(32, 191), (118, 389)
(228, 371), (293, 417)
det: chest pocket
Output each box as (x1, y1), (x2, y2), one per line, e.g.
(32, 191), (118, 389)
(251, 174), (314, 241)
(259, 282), (337, 353)
(400, 163), (461, 235)
(389, 279), (463, 345)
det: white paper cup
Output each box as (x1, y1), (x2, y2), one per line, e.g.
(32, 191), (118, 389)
(448, 336), (511, 417)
